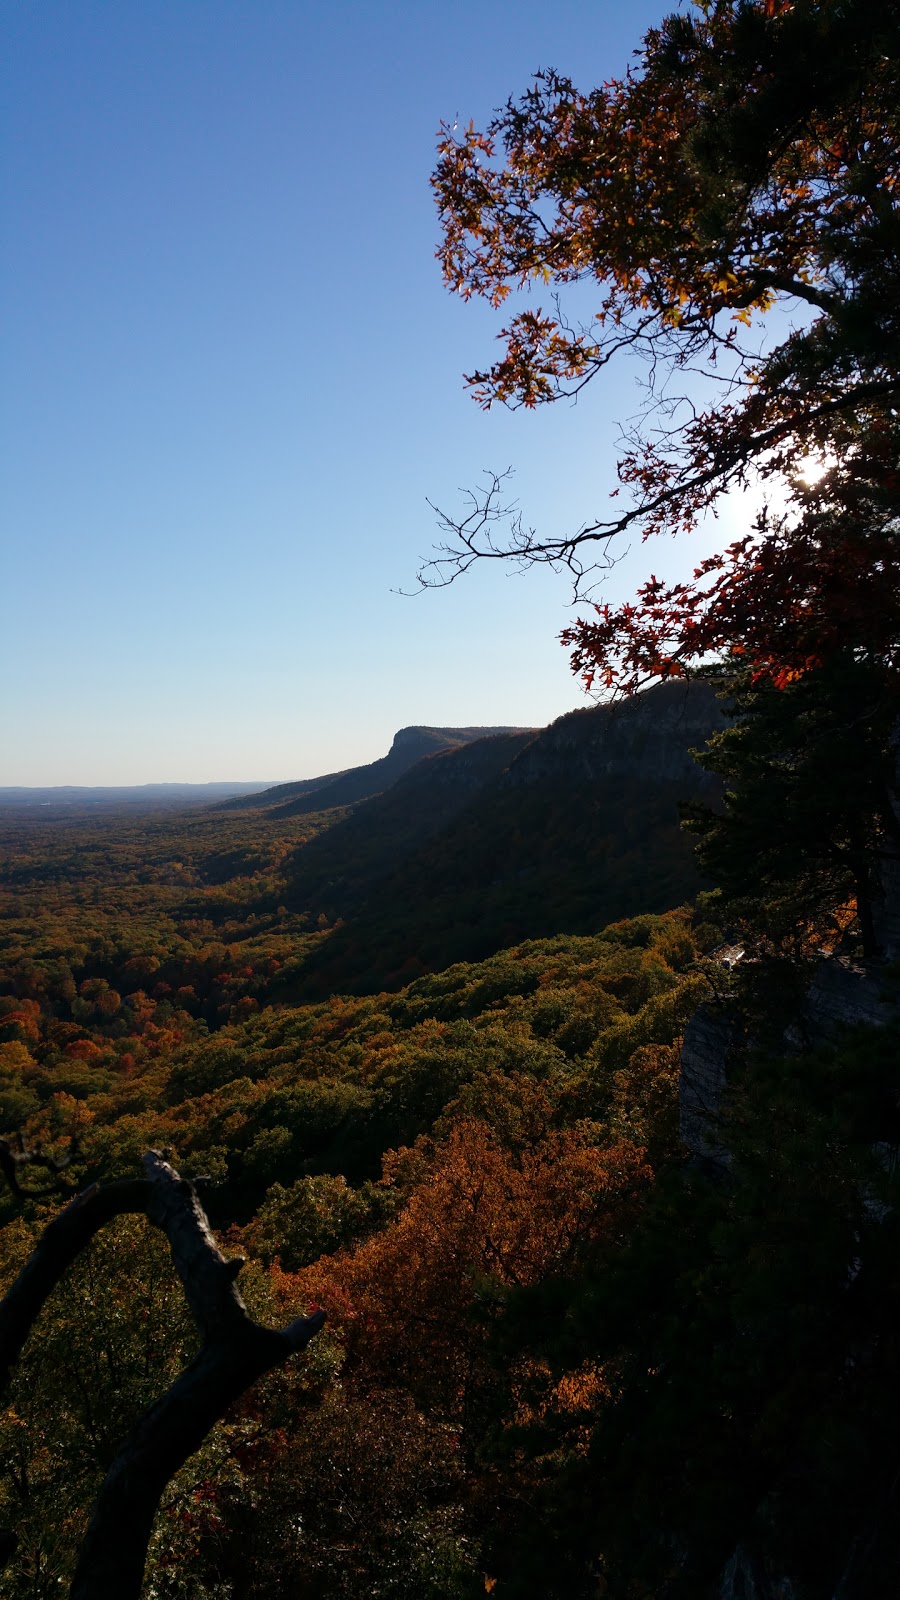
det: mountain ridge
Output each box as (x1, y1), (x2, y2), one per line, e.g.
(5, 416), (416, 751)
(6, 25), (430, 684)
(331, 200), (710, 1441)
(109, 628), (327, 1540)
(220, 724), (532, 816)
(281, 680), (728, 994)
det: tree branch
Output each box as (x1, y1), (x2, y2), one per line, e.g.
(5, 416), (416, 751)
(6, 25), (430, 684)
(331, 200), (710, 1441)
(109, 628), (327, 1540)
(0, 1131), (80, 1200)
(0, 1178), (151, 1392)
(0, 1151), (325, 1600)
(419, 378), (899, 594)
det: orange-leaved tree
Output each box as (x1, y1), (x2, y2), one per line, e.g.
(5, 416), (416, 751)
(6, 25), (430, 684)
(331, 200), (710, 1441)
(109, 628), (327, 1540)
(429, 0), (900, 694)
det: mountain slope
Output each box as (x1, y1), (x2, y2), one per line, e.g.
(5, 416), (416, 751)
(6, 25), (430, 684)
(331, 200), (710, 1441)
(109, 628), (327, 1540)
(217, 770), (351, 812)
(284, 729), (538, 915)
(220, 726), (528, 815)
(283, 681), (727, 993)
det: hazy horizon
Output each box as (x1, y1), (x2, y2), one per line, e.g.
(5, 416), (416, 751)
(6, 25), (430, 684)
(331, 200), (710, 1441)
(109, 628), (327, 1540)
(0, 713), (550, 791)
(0, 779), (283, 793)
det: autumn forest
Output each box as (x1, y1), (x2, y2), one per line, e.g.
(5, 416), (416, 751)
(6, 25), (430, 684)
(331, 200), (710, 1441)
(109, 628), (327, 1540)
(4, 1), (900, 1596)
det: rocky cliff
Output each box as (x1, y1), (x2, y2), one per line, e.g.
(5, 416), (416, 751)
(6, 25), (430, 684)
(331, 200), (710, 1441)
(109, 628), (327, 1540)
(678, 896), (900, 1596)
(502, 677), (727, 790)
(679, 952), (900, 1170)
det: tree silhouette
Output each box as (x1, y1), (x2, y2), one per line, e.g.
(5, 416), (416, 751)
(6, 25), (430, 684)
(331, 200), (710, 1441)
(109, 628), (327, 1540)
(0, 1141), (324, 1599)
(429, 0), (900, 691)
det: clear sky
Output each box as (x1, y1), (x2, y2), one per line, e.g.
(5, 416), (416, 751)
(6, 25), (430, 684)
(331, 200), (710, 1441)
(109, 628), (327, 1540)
(2, 0), (735, 785)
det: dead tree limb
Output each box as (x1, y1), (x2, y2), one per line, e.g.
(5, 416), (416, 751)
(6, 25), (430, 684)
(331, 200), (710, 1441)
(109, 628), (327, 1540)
(0, 1149), (325, 1600)
(0, 1130), (79, 1200)
(0, 1176), (151, 1392)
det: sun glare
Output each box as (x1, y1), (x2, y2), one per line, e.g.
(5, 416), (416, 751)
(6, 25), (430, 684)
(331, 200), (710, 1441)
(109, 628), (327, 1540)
(795, 453), (833, 486)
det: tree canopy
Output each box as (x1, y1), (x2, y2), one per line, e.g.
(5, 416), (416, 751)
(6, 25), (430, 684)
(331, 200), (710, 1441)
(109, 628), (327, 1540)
(430, 0), (900, 691)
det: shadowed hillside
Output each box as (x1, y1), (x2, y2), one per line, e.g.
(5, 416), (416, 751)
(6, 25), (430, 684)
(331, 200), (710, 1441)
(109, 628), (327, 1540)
(283, 680), (727, 993)
(284, 728), (537, 915)
(221, 726), (529, 816)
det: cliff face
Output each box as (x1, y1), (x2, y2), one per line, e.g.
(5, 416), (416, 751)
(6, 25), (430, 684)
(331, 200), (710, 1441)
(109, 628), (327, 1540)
(680, 713), (900, 1170)
(679, 952), (900, 1170)
(502, 678), (727, 791)
(678, 951), (900, 1600)
(675, 911), (900, 1600)
(284, 730), (536, 915)
(678, 1004), (737, 1171)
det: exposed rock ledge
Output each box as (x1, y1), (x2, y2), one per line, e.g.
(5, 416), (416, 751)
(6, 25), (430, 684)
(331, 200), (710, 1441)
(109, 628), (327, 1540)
(678, 951), (900, 1599)
(678, 1003), (736, 1170)
(679, 955), (900, 1168)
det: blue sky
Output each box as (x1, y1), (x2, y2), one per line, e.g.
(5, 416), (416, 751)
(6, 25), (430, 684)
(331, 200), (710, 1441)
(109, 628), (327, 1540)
(2, 0), (736, 784)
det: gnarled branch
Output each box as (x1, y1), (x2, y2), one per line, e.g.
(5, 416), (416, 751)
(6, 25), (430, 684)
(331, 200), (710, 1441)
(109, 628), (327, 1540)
(0, 1150), (325, 1600)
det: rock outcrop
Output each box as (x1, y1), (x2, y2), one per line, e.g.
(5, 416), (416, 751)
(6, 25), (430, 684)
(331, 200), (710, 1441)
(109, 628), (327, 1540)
(804, 953), (900, 1039)
(284, 680), (729, 992)
(679, 947), (900, 1599)
(501, 677), (727, 792)
(678, 1002), (737, 1170)
(679, 952), (900, 1166)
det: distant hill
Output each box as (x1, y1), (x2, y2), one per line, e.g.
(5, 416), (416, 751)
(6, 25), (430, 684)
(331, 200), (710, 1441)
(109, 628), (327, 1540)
(220, 726), (531, 816)
(281, 680), (728, 994)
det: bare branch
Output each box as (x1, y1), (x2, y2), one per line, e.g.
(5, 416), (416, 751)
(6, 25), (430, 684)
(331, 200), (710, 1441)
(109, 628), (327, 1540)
(418, 378), (899, 598)
(0, 1151), (326, 1600)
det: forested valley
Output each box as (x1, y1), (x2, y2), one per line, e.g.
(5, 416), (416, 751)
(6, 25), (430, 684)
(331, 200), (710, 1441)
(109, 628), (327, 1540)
(3, 681), (900, 1598)
(0, 729), (726, 1596)
(4, 0), (900, 1595)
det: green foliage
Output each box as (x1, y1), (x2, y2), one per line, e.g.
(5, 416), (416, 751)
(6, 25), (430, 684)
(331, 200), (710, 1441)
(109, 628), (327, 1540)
(0, 802), (336, 1037)
(5, 696), (900, 1596)
(241, 1173), (395, 1272)
(480, 1024), (900, 1598)
(0, 889), (700, 1593)
(0, 1217), (196, 1597)
(296, 777), (708, 995)
(5, 0), (900, 1587)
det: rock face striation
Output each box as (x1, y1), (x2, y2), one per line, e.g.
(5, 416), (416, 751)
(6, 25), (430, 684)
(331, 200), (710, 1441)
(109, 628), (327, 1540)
(501, 677), (727, 791)
(284, 729), (536, 916)
(804, 953), (900, 1036)
(678, 860), (900, 1595)
(678, 1003), (737, 1170)
(680, 750), (900, 1167)
(678, 948), (900, 1599)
